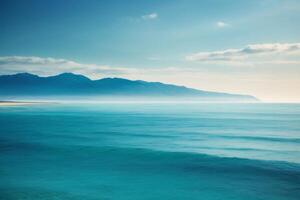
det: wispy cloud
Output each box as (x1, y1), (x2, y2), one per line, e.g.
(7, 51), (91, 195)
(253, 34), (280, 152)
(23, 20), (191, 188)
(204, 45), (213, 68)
(0, 56), (132, 78)
(142, 13), (158, 20)
(186, 43), (300, 64)
(216, 21), (229, 28)
(0, 56), (79, 66)
(0, 56), (190, 80)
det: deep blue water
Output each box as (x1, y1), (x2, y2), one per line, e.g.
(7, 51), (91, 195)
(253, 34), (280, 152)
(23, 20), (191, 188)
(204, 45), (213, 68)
(0, 103), (299, 200)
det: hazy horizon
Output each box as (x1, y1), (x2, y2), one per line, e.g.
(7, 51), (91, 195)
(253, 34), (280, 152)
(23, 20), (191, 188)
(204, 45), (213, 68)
(1, 0), (300, 102)
(1, 69), (298, 103)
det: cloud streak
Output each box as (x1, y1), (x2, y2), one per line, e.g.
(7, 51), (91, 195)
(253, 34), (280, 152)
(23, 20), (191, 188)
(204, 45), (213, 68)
(216, 21), (229, 28)
(142, 13), (158, 20)
(0, 56), (79, 66)
(186, 43), (300, 63)
(0, 56), (194, 80)
(0, 56), (131, 78)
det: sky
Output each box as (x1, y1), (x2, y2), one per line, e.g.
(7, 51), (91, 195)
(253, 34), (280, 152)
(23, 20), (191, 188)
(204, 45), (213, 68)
(0, 0), (300, 102)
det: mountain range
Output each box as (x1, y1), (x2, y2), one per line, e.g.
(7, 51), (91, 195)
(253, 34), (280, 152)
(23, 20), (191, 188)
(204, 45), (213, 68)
(0, 73), (258, 101)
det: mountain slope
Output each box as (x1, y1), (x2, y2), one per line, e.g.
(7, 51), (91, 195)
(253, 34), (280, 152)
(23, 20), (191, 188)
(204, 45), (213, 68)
(0, 73), (258, 101)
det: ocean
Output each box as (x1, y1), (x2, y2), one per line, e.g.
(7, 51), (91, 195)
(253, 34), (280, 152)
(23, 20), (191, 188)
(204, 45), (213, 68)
(0, 103), (299, 200)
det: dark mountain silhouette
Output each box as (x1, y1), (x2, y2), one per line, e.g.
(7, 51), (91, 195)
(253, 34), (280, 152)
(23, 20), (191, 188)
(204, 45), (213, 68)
(0, 73), (258, 101)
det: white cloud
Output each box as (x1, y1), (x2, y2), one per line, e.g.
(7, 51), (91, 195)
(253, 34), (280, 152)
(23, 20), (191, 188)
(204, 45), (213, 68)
(0, 56), (190, 80)
(0, 56), (79, 66)
(142, 13), (158, 20)
(217, 21), (229, 28)
(0, 56), (132, 79)
(186, 43), (300, 64)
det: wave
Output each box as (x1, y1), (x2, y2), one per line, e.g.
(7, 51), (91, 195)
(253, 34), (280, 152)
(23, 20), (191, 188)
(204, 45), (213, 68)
(216, 135), (300, 143)
(80, 130), (300, 144)
(3, 138), (299, 173)
(2, 140), (300, 200)
(62, 144), (300, 181)
(165, 130), (300, 143)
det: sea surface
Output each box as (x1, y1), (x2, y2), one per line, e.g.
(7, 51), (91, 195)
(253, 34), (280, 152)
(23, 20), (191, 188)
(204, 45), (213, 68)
(0, 103), (299, 200)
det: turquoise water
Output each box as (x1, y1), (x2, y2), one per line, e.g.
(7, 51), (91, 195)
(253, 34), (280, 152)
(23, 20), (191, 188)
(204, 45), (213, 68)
(0, 103), (299, 200)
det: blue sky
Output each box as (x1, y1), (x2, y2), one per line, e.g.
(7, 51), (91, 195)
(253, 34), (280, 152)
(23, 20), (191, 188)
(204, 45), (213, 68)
(0, 0), (300, 101)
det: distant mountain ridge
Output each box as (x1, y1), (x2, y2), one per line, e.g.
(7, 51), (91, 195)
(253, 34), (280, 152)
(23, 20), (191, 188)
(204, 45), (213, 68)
(0, 73), (258, 101)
